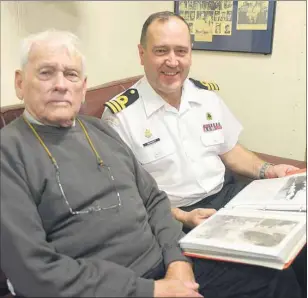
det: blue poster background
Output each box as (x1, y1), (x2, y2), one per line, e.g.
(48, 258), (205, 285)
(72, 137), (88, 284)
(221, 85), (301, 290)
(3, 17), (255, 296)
(175, 0), (276, 54)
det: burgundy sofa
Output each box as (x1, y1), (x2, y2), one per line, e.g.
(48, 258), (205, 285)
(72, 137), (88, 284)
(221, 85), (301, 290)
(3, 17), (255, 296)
(0, 75), (306, 297)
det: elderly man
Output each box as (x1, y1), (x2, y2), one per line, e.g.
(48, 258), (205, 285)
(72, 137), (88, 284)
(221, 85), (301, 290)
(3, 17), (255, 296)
(1, 30), (302, 298)
(102, 11), (299, 232)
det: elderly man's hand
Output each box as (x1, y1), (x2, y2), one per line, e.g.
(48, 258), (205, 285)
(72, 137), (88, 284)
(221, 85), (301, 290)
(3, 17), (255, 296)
(183, 208), (216, 229)
(154, 279), (203, 297)
(165, 261), (195, 283)
(159, 261), (203, 297)
(266, 164), (300, 179)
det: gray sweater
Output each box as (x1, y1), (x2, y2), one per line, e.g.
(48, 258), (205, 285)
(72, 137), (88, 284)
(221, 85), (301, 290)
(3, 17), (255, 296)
(1, 115), (188, 297)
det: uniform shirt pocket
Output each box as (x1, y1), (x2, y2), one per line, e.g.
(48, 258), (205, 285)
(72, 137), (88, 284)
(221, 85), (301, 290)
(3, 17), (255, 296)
(133, 138), (175, 165)
(201, 130), (225, 147)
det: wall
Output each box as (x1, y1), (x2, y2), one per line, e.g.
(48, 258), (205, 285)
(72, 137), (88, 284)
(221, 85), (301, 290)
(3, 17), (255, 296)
(0, 1), (171, 106)
(190, 1), (306, 161)
(0, 1), (306, 160)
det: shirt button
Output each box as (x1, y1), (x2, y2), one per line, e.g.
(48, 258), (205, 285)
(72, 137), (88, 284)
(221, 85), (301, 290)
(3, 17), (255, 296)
(184, 151), (194, 162)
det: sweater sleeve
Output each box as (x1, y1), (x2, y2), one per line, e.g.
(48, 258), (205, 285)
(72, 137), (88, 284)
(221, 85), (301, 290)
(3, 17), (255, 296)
(94, 118), (191, 268)
(0, 146), (154, 297)
(131, 153), (191, 268)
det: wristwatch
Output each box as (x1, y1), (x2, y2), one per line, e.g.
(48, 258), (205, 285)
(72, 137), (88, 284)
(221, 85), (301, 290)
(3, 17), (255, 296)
(259, 162), (274, 179)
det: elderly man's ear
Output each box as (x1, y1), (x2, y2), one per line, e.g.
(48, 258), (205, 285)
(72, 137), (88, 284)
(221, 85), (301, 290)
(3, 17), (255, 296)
(82, 76), (88, 103)
(15, 70), (24, 101)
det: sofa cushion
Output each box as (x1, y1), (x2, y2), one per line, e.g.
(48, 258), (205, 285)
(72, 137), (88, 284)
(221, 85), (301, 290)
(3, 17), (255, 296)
(0, 104), (25, 129)
(80, 75), (142, 118)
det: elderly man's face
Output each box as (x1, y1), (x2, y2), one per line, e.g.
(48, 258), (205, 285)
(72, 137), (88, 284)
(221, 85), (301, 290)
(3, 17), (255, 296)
(15, 42), (87, 126)
(138, 17), (192, 100)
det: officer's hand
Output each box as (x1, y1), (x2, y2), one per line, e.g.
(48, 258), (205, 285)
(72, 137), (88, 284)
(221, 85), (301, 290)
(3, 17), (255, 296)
(184, 208), (216, 228)
(154, 279), (203, 297)
(266, 164), (299, 179)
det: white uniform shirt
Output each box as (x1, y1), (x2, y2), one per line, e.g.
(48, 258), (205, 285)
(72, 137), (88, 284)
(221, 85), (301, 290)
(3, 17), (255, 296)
(102, 76), (242, 207)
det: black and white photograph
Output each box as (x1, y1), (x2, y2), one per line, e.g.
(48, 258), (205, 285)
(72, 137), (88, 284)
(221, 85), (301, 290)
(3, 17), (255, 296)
(275, 175), (306, 202)
(190, 214), (299, 248)
(237, 1), (269, 30)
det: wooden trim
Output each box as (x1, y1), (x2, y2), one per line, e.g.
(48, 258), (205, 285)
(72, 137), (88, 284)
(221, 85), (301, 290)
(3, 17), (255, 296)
(0, 104), (25, 112)
(86, 75), (143, 92)
(1, 75), (144, 110)
(254, 152), (306, 169)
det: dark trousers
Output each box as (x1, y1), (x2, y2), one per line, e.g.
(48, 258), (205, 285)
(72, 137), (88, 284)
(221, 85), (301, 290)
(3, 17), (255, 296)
(145, 258), (302, 298)
(180, 169), (251, 214)
(179, 170), (306, 297)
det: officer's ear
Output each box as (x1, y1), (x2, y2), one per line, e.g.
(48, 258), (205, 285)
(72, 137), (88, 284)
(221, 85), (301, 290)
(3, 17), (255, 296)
(138, 44), (145, 66)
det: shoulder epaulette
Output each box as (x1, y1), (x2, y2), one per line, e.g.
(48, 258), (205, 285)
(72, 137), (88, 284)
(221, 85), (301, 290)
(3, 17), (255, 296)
(189, 78), (219, 91)
(104, 88), (139, 114)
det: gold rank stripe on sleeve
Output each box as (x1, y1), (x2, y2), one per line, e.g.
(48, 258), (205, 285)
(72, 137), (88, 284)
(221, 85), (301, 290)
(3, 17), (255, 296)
(104, 88), (139, 114)
(189, 78), (220, 91)
(201, 81), (219, 91)
(105, 101), (120, 113)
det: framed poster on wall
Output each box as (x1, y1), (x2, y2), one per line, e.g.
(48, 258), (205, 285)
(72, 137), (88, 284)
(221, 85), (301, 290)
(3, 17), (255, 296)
(175, 0), (276, 54)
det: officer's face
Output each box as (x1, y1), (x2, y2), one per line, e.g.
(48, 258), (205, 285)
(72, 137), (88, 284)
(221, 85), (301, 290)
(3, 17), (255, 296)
(138, 17), (192, 99)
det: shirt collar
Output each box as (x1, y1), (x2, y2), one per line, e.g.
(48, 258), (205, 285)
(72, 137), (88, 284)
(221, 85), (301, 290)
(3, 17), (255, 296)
(23, 109), (76, 127)
(183, 79), (204, 105)
(138, 77), (165, 117)
(139, 77), (204, 118)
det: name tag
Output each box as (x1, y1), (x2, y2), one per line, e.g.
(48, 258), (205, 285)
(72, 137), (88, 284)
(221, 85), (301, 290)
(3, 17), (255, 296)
(143, 138), (160, 147)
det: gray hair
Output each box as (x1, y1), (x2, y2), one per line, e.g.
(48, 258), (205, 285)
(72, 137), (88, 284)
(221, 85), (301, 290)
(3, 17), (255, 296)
(20, 29), (86, 75)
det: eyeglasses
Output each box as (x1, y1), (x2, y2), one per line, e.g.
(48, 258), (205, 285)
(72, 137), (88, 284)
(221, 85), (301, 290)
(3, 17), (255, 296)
(22, 116), (122, 216)
(54, 162), (122, 215)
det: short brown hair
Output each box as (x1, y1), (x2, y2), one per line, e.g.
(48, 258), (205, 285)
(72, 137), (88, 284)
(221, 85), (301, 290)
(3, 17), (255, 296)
(140, 11), (191, 47)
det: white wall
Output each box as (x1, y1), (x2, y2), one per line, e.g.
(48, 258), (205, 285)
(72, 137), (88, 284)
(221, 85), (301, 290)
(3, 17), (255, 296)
(1, 1), (306, 160)
(0, 1), (171, 106)
(190, 1), (306, 160)
(190, 1), (306, 161)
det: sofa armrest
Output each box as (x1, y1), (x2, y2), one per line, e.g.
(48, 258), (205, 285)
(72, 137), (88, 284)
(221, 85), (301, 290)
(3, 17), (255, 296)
(254, 152), (306, 169)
